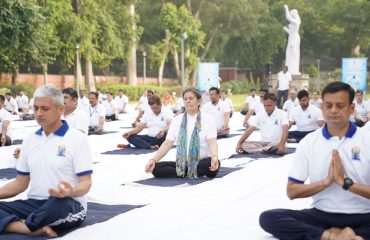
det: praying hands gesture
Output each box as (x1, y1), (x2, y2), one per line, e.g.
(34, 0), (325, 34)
(321, 150), (345, 188)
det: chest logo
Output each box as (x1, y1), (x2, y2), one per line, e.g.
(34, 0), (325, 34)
(274, 119), (279, 125)
(351, 147), (361, 161)
(57, 145), (66, 157)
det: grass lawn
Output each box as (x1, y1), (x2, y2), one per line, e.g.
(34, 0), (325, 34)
(229, 94), (247, 111)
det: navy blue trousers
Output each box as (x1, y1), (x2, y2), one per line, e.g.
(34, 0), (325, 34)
(259, 208), (370, 240)
(127, 134), (166, 149)
(288, 130), (314, 143)
(0, 197), (85, 233)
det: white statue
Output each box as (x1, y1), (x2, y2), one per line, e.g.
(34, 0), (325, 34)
(283, 4), (301, 75)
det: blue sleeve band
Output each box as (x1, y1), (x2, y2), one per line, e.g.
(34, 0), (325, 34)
(16, 170), (30, 176)
(76, 170), (93, 177)
(288, 176), (304, 184)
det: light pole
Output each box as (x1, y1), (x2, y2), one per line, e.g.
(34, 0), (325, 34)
(181, 32), (187, 91)
(75, 43), (82, 94)
(316, 59), (321, 87)
(143, 51), (147, 85)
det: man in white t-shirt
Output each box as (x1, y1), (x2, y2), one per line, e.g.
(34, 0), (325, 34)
(0, 85), (93, 237)
(221, 90), (234, 117)
(309, 90), (323, 109)
(0, 95), (12, 146)
(62, 88), (89, 135)
(114, 89), (129, 114)
(352, 90), (369, 127)
(77, 90), (90, 113)
(275, 66), (292, 108)
(122, 96), (173, 149)
(260, 81), (370, 240)
(282, 89), (299, 116)
(243, 89), (268, 127)
(202, 87), (231, 137)
(240, 88), (260, 115)
(5, 92), (18, 115)
(236, 93), (289, 154)
(288, 89), (325, 143)
(132, 90), (155, 127)
(88, 92), (106, 135)
(102, 92), (118, 121)
(15, 90), (29, 114)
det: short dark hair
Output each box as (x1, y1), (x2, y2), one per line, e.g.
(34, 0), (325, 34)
(263, 93), (276, 102)
(148, 95), (161, 105)
(182, 88), (201, 100)
(209, 87), (220, 94)
(312, 90), (320, 94)
(147, 89), (155, 95)
(355, 89), (363, 95)
(260, 89), (268, 94)
(250, 88), (256, 92)
(297, 89), (309, 100)
(62, 87), (78, 99)
(322, 81), (355, 104)
(89, 92), (99, 98)
(0, 95), (4, 103)
(5, 92), (11, 96)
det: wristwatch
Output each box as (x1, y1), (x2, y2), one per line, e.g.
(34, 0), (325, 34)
(343, 177), (354, 190)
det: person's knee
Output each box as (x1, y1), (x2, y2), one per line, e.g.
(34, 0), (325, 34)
(259, 209), (282, 232)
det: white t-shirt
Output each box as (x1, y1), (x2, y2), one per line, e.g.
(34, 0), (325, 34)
(89, 104), (106, 127)
(222, 98), (233, 111)
(289, 124), (370, 214)
(250, 107), (288, 142)
(114, 95), (129, 111)
(202, 101), (231, 130)
(102, 100), (117, 116)
(277, 71), (292, 91)
(62, 107), (89, 135)
(0, 108), (12, 139)
(289, 105), (324, 132)
(246, 95), (260, 107)
(309, 99), (323, 109)
(5, 97), (18, 113)
(16, 95), (29, 109)
(141, 108), (173, 137)
(16, 121), (93, 209)
(173, 97), (184, 112)
(78, 96), (90, 113)
(250, 101), (265, 114)
(363, 121), (370, 132)
(282, 98), (299, 116)
(166, 111), (217, 159)
(354, 101), (368, 120)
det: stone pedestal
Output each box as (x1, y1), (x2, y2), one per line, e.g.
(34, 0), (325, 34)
(268, 74), (310, 93)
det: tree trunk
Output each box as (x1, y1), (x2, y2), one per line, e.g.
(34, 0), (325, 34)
(157, 29), (171, 86)
(352, 44), (361, 57)
(172, 48), (180, 80)
(127, 4), (137, 86)
(11, 65), (19, 86)
(85, 58), (95, 92)
(43, 62), (48, 85)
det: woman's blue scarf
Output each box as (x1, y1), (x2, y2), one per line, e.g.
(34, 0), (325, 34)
(176, 111), (201, 178)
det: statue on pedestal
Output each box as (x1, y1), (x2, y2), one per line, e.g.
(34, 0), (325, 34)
(283, 4), (301, 75)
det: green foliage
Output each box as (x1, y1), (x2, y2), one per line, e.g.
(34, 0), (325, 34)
(0, 88), (11, 96)
(221, 80), (258, 95)
(306, 64), (318, 79)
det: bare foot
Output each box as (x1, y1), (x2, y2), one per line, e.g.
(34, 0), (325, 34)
(334, 227), (363, 240)
(32, 226), (58, 237)
(150, 145), (159, 150)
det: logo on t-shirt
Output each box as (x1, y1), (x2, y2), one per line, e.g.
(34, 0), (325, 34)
(57, 145), (66, 157)
(351, 147), (361, 161)
(274, 119), (279, 125)
(307, 114), (311, 119)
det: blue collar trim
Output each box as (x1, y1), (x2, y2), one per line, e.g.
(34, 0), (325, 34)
(35, 120), (69, 136)
(322, 122), (357, 140)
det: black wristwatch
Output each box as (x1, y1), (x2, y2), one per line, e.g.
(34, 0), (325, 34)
(343, 177), (354, 190)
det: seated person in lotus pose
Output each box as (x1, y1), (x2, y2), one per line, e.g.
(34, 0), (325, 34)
(309, 90), (323, 109)
(236, 93), (288, 155)
(243, 89), (268, 128)
(352, 90), (369, 127)
(287, 89), (325, 143)
(132, 89), (155, 127)
(260, 81), (369, 240)
(114, 89), (129, 114)
(102, 92), (118, 121)
(0, 95), (13, 146)
(0, 85), (93, 237)
(88, 92), (106, 135)
(122, 96), (173, 149)
(240, 88), (260, 115)
(282, 88), (299, 116)
(145, 88), (220, 179)
(202, 87), (231, 137)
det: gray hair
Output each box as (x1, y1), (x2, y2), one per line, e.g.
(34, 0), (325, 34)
(33, 85), (64, 105)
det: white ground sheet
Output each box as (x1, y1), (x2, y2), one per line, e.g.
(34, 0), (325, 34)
(0, 105), (310, 240)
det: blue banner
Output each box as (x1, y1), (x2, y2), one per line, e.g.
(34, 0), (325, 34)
(198, 63), (220, 92)
(342, 58), (367, 93)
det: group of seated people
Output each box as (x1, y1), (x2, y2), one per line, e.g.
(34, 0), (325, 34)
(1, 81), (370, 239)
